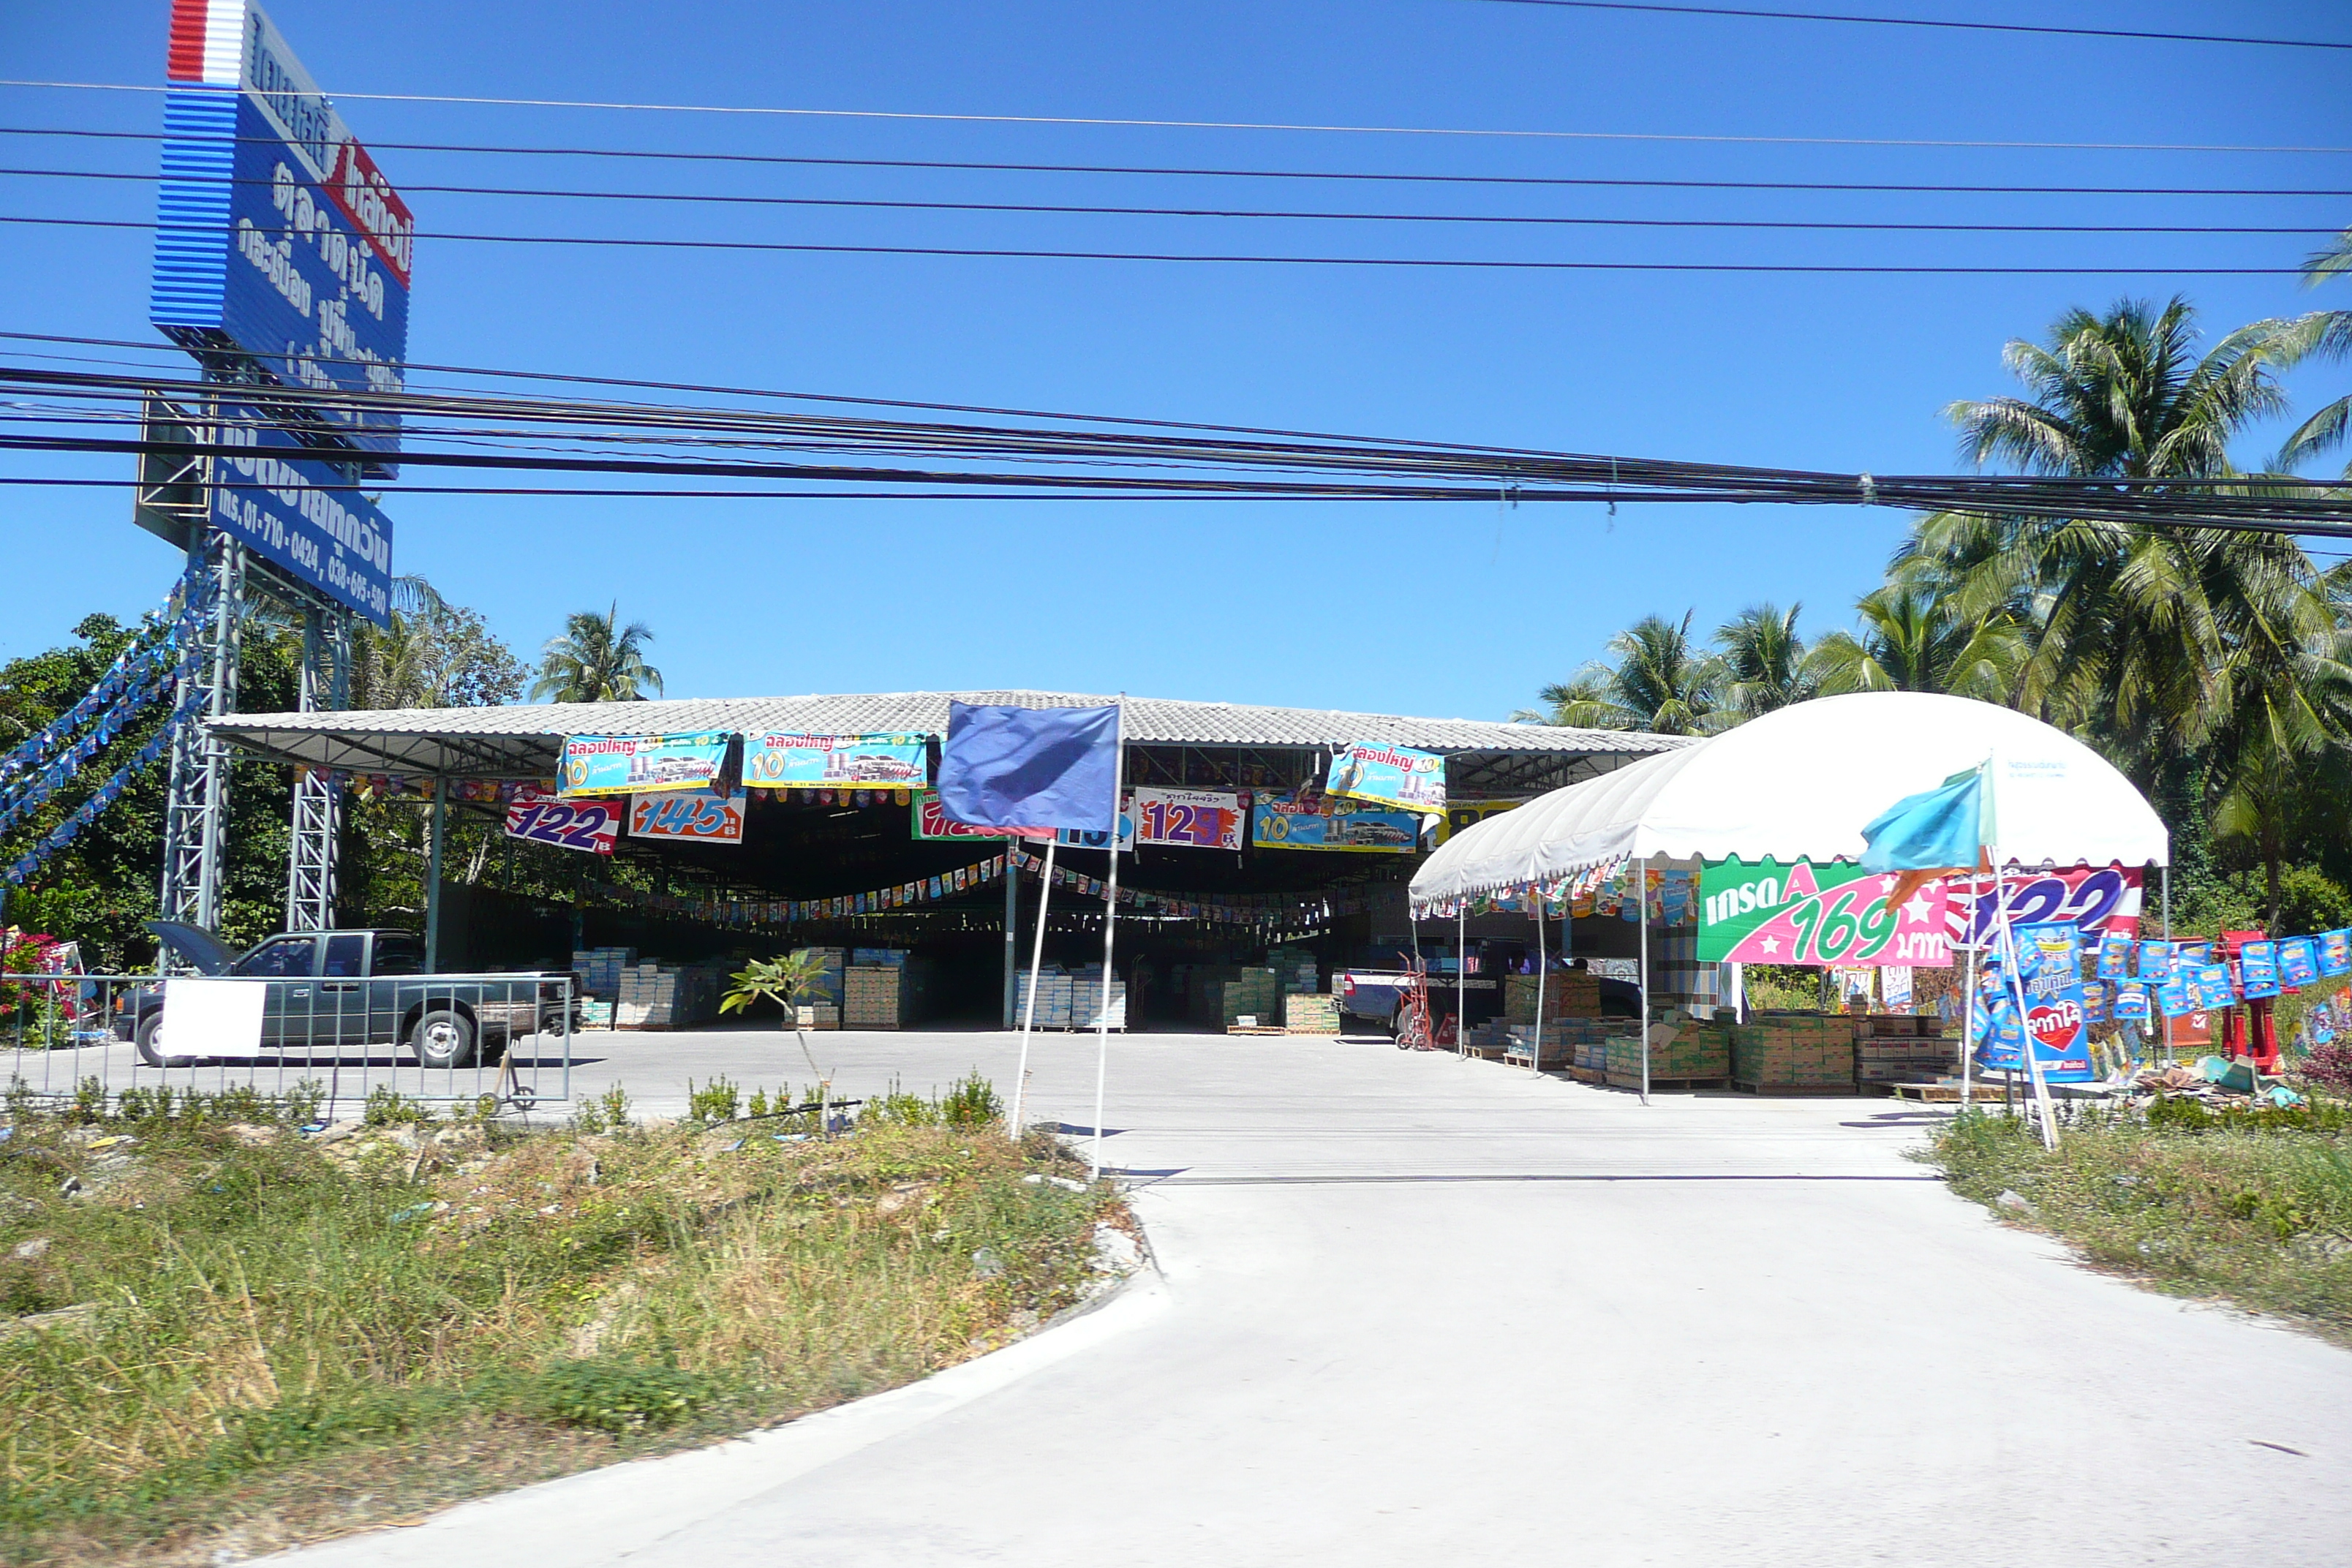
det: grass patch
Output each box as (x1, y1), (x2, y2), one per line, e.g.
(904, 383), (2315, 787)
(0, 1080), (1126, 1566)
(1921, 1098), (2352, 1340)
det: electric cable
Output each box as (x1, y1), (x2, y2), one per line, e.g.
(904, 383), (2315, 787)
(1455, 0), (2352, 53)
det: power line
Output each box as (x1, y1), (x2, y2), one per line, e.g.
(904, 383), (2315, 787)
(0, 213), (2313, 274)
(12, 125), (2351, 199)
(3, 80), (2346, 156)
(1458, 0), (2352, 52)
(6, 165), (2334, 236)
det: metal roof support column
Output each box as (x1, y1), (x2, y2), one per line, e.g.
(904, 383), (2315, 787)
(424, 775), (448, 973)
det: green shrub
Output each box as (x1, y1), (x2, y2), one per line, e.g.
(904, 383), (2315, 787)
(532, 1357), (714, 1433)
(939, 1073), (1001, 1128)
(686, 1076), (741, 1126)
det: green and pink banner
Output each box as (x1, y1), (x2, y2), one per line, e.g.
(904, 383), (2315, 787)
(1697, 858), (1953, 968)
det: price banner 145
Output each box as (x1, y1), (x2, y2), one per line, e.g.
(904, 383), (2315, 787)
(1697, 858), (1953, 968)
(502, 788), (619, 855)
(628, 787), (745, 845)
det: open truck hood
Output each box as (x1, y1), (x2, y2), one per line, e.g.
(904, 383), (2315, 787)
(145, 920), (238, 976)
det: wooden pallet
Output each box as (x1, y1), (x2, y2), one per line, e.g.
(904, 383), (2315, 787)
(1731, 1079), (1857, 1096)
(1226, 1025), (1289, 1036)
(1463, 1041), (1510, 1060)
(1877, 1079), (2008, 1104)
(1285, 1025), (1341, 1036)
(1606, 1072), (1731, 1091)
(1568, 1066), (1607, 1085)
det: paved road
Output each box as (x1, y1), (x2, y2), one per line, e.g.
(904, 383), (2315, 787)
(282, 1027), (2352, 1567)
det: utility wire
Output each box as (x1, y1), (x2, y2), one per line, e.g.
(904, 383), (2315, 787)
(1458, 0), (2352, 52)
(2, 80), (2345, 156)
(11, 126), (2350, 199)
(0, 214), (2313, 274)
(5, 165), (2335, 235)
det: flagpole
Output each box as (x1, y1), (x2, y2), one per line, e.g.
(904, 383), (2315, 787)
(1089, 697), (1126, 1181)
(1992, 851), (2061, 1151)
(1959, 935), (1976, 1110)
(1008, 841), (1055, 1140)
(1637, 856), (1651, 1107)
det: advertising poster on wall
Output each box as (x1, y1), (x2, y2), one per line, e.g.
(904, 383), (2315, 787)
(1325, 742), (1446, 813)
(1055, 796), (1136, 852)
(560, 733), (739, 799)
(744, 733), (927, 791)
(1943, 864), (2145, 947)
(1251, 792), (1420, 853)
(911, 789), (1047, 842)
(502, 786), (619, 855)
(1132, 788), (1243, 851)
(1697, 859), (1952, 967)
(628, 786), (745, 845)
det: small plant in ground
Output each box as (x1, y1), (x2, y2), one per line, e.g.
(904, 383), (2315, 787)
(68, 1076), (107, 1126)
(864, 1075), (940, 1128)
(940, 1072), (1002, 1128)
(571, 1083), (633, 1134)
(363, 1085), (433, 1127)
(532, 1357), (716, 1433)
(687, 1076), (741, 1125)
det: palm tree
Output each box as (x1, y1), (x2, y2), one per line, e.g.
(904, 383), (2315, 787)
(1808, 587), (2022, 701)
(531, 603), (663, 703)
(1893, 297), (2327, 776)
(1528, 611), (1728, 735)
(2272, 228), (2352, 478)
(1714, 603), (1814, 720)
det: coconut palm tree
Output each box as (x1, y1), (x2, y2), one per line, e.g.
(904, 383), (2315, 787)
(2272, 227), (2352, 478)
(531, 603), (663, 703)
(1808, 587), (2022, 701)
(1714, 603), (1815, 720)
(1528, 611), (1728, 735)
(1893, 297), (2328, 777)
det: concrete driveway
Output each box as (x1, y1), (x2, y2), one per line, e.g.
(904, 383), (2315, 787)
(282, 1026), (2352, 1567)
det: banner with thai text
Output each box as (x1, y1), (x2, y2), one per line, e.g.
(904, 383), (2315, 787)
(503, 786), (619, 854)
(911, 788), (1047, 842)
(1252, 791), (1420, 853)
(1697, 858), (1952, 967)
(743, 733), (927, 791)
(1326, 742), (1446, 813)
(628, 785), (745, 845)
(1132, 788), (1244, 850)
(560, 732), (738, 798)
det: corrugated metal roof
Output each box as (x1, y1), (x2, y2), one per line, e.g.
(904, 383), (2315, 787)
(208, 689), (1690, 777)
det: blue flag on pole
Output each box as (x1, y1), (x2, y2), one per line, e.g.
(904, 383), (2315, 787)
(1861, 761), (1989, 873)
(938, 702), (1120, 832)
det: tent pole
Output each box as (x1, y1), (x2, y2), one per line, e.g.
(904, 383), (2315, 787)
(1530, 897), (1546, 1074)
(1089, 700), (1126, 1182)
(424, 775), (447, 973)
(1457, 905), (1469, 1058)
(1994, 848), (2060, 1150)
(1007, 842), (1055, 1140)
(1959, 941), (1976, 1110)
(1002, 845), (1019, 1028)
(2159, 862), (2174, 1065)
(1638, 856), (1651, 1107)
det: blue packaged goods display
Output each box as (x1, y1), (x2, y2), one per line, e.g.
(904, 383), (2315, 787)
(2281, 937), (2321, 990)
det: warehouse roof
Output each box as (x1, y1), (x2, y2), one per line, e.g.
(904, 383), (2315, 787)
(210, 689), (1687, 790)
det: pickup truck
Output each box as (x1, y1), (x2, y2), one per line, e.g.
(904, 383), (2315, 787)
(118, 923), (576, 1070)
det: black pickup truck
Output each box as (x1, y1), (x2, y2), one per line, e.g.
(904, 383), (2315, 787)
(118, 923), (576, 1070)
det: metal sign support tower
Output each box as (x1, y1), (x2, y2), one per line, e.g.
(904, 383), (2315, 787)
(159, 523), (244, 931)
(285, 603), (353, 931)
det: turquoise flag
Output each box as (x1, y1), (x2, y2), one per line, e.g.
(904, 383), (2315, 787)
(1861, 761), (1988, 872)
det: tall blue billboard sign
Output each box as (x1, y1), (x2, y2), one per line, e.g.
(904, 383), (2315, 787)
(210, 402), (393, 625)
(151, 0), (412, 472)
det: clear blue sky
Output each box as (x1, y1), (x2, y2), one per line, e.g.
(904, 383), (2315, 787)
(3, 1), (2347, 720)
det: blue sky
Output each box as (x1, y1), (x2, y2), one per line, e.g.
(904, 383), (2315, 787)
(2, 1), (2348, 721)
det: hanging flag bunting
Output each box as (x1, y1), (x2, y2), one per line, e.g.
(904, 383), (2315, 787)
(1326, 741), (1447, 813)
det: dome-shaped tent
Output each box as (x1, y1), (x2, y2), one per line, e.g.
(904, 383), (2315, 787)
(1411, 692), (2168, 914)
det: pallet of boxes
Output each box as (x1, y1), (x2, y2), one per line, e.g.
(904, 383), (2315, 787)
(843, 947), (933, 1030)
(791, 948), (843, 1031)
(615, 957), (731, 1030)
(1496, 969), (1602, 1071)
(1223, 968), (1284, 1034)
(1852, 1012), (1959, 1094)
(1730, 1011), (1856, 1094)
(1607, 1014), (1733, 1090)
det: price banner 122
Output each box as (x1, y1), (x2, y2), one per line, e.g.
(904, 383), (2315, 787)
(503, 787), (620, 854)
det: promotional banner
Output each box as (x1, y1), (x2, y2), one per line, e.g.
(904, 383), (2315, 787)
(1325, 742), (1446, 813)
(1945, 864), (2144, 947)
(2282, 936), (2322, 990)
(912, 788), (1047, 841)
(1252, 791), (1420, 853)
(560, 732), (739, 799)
(502, 786), (619, 855)
(1056, 795), (1136, 852)
(1697, 859), (1952, 967)
(2323, 930), (2352, 976)
(1975, 921), (2096, 1082)
(1133, 788), (1244, 851)
(2238, 939), (2283, 1000)
(628, 785), (745, 845)
(743, 732), (927, 791)
(1434, 799), (1520, 844)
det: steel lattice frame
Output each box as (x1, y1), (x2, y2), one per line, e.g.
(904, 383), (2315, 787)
(285, 606), (353, 931)
(159, 526), (242, 932)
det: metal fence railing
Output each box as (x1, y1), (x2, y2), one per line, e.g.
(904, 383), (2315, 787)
(0, 970), (574, 1117)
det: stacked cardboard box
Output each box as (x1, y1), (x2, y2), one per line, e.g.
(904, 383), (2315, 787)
(1502, 1021), (1580, 1070)
(1852, 1012), (1955, 1083)
(791, 1002), (840, 1031)
(616, 960), (724, 1029)
(1017, 969), (1075, 1029)
(1284, 992), (1342, 1033)
(1068, 964), (1128, 1030)
(1266, 945), (1320, 997)
(1504, 971), (1603, 1022)
(571, 947), (637, 999)
(578, 997), (615, 1030)
(1179, 965), (1244, 1026)
(1221, 968), (1281, 1028)
(843, 959), (931, 1029)
(1731, 1012), (1855, 1090)
(1608, 1022), (1732, 1084)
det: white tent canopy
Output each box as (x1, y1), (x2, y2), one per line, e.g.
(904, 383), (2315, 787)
(1411, 693), (2169, 912)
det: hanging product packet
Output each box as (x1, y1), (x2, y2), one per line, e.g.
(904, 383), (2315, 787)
(2114, 981), (2151, 1022)
(2137, 940), (2176, 982)
(2238, 940), (2283, 1000)
(2156, 973), (2197, 1019)
(2193, 962), (2239, 1011)
(2319, 930), (2352, 976)
(2178, 940), (2215, 969)
(2280, 936), (2321, 990)
(2081, 978), (2112, 1025)
(2097, 931), (2133, 980)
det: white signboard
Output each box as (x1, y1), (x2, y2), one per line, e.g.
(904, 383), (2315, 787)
(159, 976), (268, 1059)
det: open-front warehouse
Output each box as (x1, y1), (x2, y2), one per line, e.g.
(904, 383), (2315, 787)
(209, 690), (1688, 1033)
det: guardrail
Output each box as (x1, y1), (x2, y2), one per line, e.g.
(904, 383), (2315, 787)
(0, 970), (573, 1117)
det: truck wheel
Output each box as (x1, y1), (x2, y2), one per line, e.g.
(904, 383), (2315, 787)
(134, 1011), (197, 1068)
(410, 1009), (478, 1070)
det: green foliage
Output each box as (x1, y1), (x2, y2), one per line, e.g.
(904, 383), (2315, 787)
(718, 949), (828, 1019)
(938, 1073), (1003, 1128)
(530, 602), (663, 703)
(686, 1076), (742, 1125)
(570, 1083), (633, 1134)
(363, 1085), (433, 1127)
(864, 1076), (943, 1128)
(531, 1357), (713, 1434)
